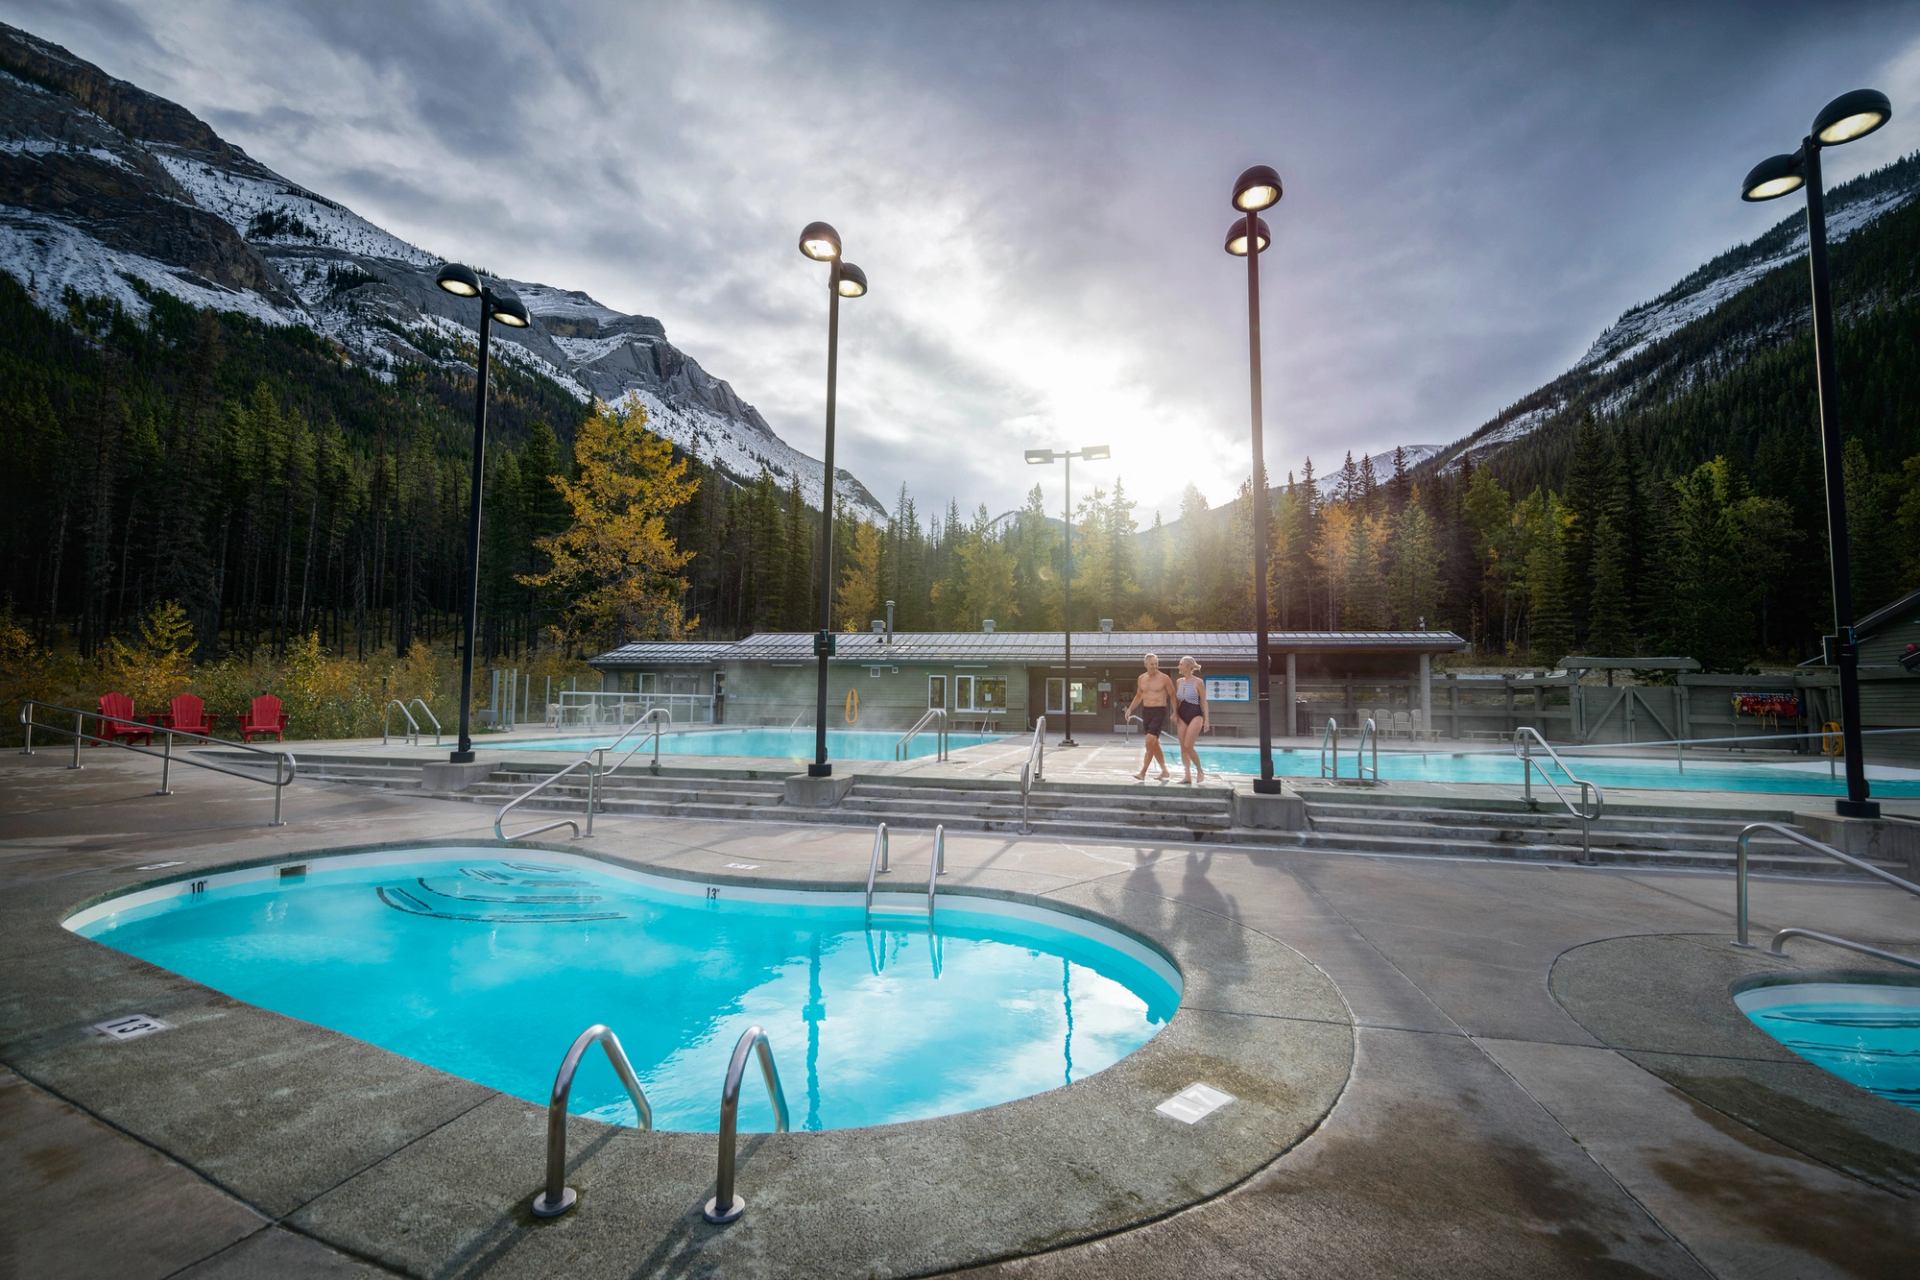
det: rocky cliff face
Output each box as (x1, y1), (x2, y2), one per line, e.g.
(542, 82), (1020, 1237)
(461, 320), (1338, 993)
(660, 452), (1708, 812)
(0, 22), (886, 520)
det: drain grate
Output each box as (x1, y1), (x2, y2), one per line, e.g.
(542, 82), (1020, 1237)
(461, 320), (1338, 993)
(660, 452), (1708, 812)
(1155, 1082), (1234, 1124)
(92, 1013), (173, 1042)
(134, 861), (184, 871)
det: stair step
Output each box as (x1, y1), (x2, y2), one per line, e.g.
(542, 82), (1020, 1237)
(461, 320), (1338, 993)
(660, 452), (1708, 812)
(1279, 828), (1901, 874)
(1302, 815), (1818, 853)
(840, 798), (1232, 829)
(1291, 787), (1799, 823)
(1298, 802), (1801, 836)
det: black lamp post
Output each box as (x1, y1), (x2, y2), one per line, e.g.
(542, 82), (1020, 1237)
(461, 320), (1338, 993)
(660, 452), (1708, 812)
(1741, 88), (1892, 819)
(1225, 164), (1282, 794)
(1024, 444), (1109, 748)
(798, 222), (868, 778)
(434, 263), (531, 763)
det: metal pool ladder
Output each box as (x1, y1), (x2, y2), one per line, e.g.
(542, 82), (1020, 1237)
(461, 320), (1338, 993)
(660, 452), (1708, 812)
(893, 707), (949, 761)
(1733, 822), (1920, 969)
(1318, 717), (1340, 780)
(864, 822), (890, 919)
(863, 823), (946, 920)
(703, 1026), (791, 1225)
(530, 1024), (653, 1218)
(1354, 717), (1380, 782)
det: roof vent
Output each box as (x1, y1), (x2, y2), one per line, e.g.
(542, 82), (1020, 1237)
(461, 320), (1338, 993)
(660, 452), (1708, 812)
(871, 619), (885, 633)
(1099, 618), (1114, 632)
(982, 619), (996, 633)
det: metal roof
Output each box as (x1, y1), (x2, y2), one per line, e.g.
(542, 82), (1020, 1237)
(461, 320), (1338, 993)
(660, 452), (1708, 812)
(594, 629), (1466, 668)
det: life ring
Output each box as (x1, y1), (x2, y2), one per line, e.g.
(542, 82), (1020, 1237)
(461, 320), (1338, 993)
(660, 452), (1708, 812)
(844, 688), (860, 724)
(1820, 720), (1844, 756)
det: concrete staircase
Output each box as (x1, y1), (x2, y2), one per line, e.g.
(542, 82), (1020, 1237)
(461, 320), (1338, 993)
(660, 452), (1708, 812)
(1283, 788), (1892, 875)
(464, 766), (787, 822)
(833, 777), (1235, 841)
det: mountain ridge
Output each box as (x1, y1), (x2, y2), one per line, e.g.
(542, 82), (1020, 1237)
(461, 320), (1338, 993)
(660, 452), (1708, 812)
(0, 22), (888, 521)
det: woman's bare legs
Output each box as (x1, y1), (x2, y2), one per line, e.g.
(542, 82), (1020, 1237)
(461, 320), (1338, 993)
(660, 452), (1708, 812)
(1176, 715), (1198, 782)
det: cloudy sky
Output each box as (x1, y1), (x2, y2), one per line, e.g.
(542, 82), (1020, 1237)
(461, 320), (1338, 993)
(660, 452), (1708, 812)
(9, 0), (1920, 521)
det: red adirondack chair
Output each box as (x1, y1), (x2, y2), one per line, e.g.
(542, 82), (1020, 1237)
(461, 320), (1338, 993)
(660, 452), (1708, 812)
(239, 694), (288, 742)
(96, 692), (154, 747)
(163, 693), (216, 736)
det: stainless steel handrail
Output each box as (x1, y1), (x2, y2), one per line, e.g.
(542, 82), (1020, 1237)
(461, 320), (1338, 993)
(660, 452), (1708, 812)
(529, 1024), (653, 1218)
(407, 697), (442, 745)
(1514, 727), (1603, 864)
(864, 822), (890, 919)
(382, 699), (421, 746)
(1768, 928), (1920, 970)
(18, 698), (296, 826)
(494, 708), (669, 842)
(1020, 715), (1046, 833)
(893, 707), (949, 761)
(1355, 717), (1380, 782)
(927, 824), (947, 918)
(1319, 717), (1340, 779)
(1547, 724), (1920, 782)
(1734, 822), (1920, 947)
(593, 706), (671, 783)
(703, 1026), (791, 1225)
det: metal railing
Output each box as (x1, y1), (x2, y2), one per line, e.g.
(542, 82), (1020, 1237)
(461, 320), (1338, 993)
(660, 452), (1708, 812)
(1550, 724), (1920, 780)
(1319, 717), (1340, 779)
(894, 707), (949, 761)
(1767, 928), (1920, 971)
(18, 699), (296, 827)
(529, 1024), (653, 1218)
(703, 1026), (791, 1225)
(926, 824), (947, 918)
(1514, 727), (1604, 864)
(864, 822), (890, 919)
(556, 689), (715, 729)
(407, 697), (441, 744)
(381, 698), (437, 746)
(1734, 822), (1920, 948)
(494, 709), (670, 842)
(1355, 717), (1380, 782)
(1020, 716), (1046, 833)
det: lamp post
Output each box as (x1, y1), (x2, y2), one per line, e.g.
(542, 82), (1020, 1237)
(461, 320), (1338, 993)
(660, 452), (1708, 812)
(1024, 444), (1109, 748)
(798, 222), (869, 778)
(1225, 164), (1282, 794)
(1741, 88), (1892, 819)
(434, 263), (530, 763)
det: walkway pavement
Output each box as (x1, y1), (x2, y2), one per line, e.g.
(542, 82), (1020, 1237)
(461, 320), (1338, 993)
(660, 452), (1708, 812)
(2, 747), (1916, 1278)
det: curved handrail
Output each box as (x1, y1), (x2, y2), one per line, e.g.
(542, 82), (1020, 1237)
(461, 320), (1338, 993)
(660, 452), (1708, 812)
(1020, 715), (1046, 833)
(406, 697), (442, 745)
(18, 698), (297, 827)
(1355, 717), (1380, 782)
(529, 1024), (653, 1218)
(1734, 822), (1920, 947)
(1319, 717), (1340, 779)
(382, 699), (420, 746)
(864, 822), (890, 919)
(1514, 727), (1603, 864)
(1768, 928), (1920, 971)
(927, 823), (947, 918)
(894, 707), (949, 761)
(494, 708), (670, 842)
(703, 1026), (791, 1225)
(594, 707), (672, 782)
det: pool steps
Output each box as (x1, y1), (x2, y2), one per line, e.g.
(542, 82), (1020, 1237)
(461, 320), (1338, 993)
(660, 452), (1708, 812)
(227, 751), (1902, 877)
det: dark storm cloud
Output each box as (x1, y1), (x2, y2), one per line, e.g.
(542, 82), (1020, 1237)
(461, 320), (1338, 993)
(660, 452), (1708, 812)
(6, 0), (1917, 519)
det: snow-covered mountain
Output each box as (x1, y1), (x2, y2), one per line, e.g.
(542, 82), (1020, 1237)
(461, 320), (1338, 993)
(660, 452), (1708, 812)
(0, 23), (887, 521)
(1430, 151), (1920, 469)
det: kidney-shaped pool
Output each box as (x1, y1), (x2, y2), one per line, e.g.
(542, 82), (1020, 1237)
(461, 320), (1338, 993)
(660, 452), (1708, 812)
(66, 847), (1181, 1132)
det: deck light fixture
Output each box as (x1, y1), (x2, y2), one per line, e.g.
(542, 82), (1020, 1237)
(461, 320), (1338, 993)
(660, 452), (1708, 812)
(1224, 165), (1283, 795)
(800, 222), (868, 778)
(1740, 89), (1893, 818)
(435, 262), (533, 762)
(1025, 444), (1110, 748)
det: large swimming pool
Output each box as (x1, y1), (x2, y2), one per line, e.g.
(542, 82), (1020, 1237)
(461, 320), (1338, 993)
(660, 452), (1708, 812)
(1170, 743), (1920, 797)
(490, 727), (1009, 761)
(1736, 981), (1920, 1111)
(67, 848), (1179, 1132)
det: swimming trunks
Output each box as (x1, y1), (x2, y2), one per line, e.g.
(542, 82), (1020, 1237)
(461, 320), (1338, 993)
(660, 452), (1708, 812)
(1141, 705), (1167, 736)
(1177, 702), (1202, 725)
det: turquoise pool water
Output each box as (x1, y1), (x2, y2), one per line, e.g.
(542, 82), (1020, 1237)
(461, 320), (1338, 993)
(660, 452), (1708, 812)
(1171, 744), (1920, 797)
(1736, 982), (1920, 1111)
(490, 728), (1009, 760)
(67, 849), (1179, 1132)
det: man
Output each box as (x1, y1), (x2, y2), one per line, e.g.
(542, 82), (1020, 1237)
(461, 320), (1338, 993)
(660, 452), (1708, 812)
(1125, 652), (1176, 781)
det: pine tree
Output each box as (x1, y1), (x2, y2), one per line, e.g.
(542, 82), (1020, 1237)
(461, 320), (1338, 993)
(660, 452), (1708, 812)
(1585, 511), (1634, 656)
(835, 522), (883, 632)
(1387, 489), (1442, 627)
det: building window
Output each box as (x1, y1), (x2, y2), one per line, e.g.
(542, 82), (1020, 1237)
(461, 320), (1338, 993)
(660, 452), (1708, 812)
(928, 675), (947, 710)
(957, 675), (1007, 712)
(1045, 678), (1096, 714)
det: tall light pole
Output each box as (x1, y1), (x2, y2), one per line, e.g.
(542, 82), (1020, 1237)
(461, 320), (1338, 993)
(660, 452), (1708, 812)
(434, 263), (530, 763)
(798, 222), (869, 778)
(1741, 88), (1892, 819)
(1024, 444), (1109, 748)
(1225, 164), (1282, 794)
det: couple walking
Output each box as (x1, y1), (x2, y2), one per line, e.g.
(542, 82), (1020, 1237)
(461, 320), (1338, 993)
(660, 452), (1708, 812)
(1124, 652), (1209, 783)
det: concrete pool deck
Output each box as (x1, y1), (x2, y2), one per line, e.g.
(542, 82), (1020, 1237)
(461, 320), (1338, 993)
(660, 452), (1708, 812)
(3, 747), (1918, 1278)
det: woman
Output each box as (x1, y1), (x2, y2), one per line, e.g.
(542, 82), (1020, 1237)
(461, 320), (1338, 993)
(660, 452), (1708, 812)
(1173, 656), (1209, 784)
